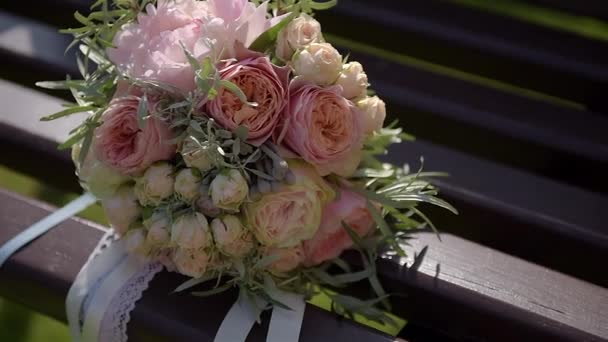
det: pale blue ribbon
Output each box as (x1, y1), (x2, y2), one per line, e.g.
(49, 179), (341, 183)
(0, 193), (97, 268)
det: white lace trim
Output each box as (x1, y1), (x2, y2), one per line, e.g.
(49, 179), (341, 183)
(99, 261), (163, 342)
(77, 229), (163, 342)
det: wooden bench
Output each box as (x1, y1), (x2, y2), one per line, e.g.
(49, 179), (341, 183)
(0, 1), (607, 341)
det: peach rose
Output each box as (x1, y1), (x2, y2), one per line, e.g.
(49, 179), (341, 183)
(278, 81), (364, 177)
(244, 161), (335, 247)
(266, 244), (305, 275)
(303, 188), (376, 266)
(203, 56), (289, 146)
(107, 0), (210, 90)
(95, 96), (175, 175)
(358, 96), (386, 135)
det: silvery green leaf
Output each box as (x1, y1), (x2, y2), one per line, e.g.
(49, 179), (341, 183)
(78, 129), (94, 165)
(232, 138), (241, 156)
(40, 105), (95, 121)
(247, 168), (274, 181)
(191, 283), (232, 297)
(235, 125), (249, 140)
(352, 168), (395, 178)
(219, 80), (257, 107)
(249, 12), (296, 52)
(174, 273), (217, 293)
(36, 80), (71, 90)
(388, 194), (458, 214)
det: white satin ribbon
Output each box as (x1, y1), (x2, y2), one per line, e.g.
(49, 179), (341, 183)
(214, 293), (268, 342)
(66, 230), (125, 341)
(267, 291), (306, 342)
(0, 193), (96, 268)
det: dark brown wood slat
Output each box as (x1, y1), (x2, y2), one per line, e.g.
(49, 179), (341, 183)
(0, 189), (394, 342)
(1, 190), (607, 341)
(315, 0), (608, 111)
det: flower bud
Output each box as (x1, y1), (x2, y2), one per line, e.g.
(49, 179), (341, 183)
(134, 162), (175, 206)
(196, 185), (221, 217)
(172, 248), (210, 278)
(181, 137), (219, 172)
(210, 215), (253, 257)
(357, 96), (386, 135)
(102, 185), (141, 236)
(174, 168), (202, 202)
(72, 142), (129, 199)
(336, 62), (368, 100)
(210, 169), (248, 211)
(171, 212), (211, 249)
(276, 13), (323, 61)
(144, 212), (170, 246)
(293, 43), (342, 86)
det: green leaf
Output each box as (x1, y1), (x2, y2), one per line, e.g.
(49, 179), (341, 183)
(191, 283), (233, 297)
(58, 130), (88, 150)
(36, 81), (71, 90)
(235, 126), (249, 140)
(308, 0), (338, 10)
(388, 194), (458, 215)
(249, 12), (296, 52)
(174, 274), (217, 293)
(78, 129), (94, 165)
(40, 105), (95, 121)
(219, 80), (257, 107)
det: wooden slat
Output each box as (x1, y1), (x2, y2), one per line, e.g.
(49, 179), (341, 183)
(0, 189), (394, 342)
(315, 0), (608, 111)
(1, 189), (606, 341)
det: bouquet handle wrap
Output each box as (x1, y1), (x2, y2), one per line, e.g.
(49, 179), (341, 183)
(267, 291), (306, 342)
(214, 294), (268, 342)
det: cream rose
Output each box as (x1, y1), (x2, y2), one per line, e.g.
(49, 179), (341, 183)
(174, 168), (202, 202)
(101, 185), (141, 235)
(196, 185), (221, 217)
(210, 169), (249, 211)
(144, 212), (171, 246)
(172, 248), (210, 278)
(134, 162), (175, 206)
(276, 13), (323, 61)
(293, 43), (342, 86)
(210, 215), (253, 257)
(125, 228), (148, 254)
(357, 96), (386, 135)
(279, 82), (364, 177)
(72, 141), (129, 199)
(243, 161), (334, 247)
(336, 62), (368, 100)
(171, 212), (211, 249)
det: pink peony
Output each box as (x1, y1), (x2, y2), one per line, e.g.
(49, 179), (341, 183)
(203, 56), (289, 146)
(278, 81), (364, 177)
(107, 0), (209, 90)
(95, 96), (175, 175)
(303, 188), (376, 266)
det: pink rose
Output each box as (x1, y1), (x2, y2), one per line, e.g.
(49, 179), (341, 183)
(95, 96), (175, 175)
(278, 82), (364, 177)
(303, 189), (376, 266)
(107, 0), (209, 90)
(203, 56), (289, 146)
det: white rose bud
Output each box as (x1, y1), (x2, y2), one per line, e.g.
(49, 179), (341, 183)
(134, 162), (175, 206)
(144, 213), (170, 246)
(72, 142), (128, 199)
(336, 62), (369, 100)
(210, 215), (253, 257)
(293, 43), (342, 86)
(358, 96), (387, 135)
(174, 168), (202, 202)
(181, 137), (218, 172)
(102, 185), (141, 236)
(210, 169), (248, 211)
(125, 228), (147, 254)
(196, 185), (221, 217)
(276, 13), (323, 61)
(172, 248), (210, 278)
(171, 212), (211, 249)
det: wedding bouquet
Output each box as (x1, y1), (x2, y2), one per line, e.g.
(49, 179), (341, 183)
(38, 0), (456, 337)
